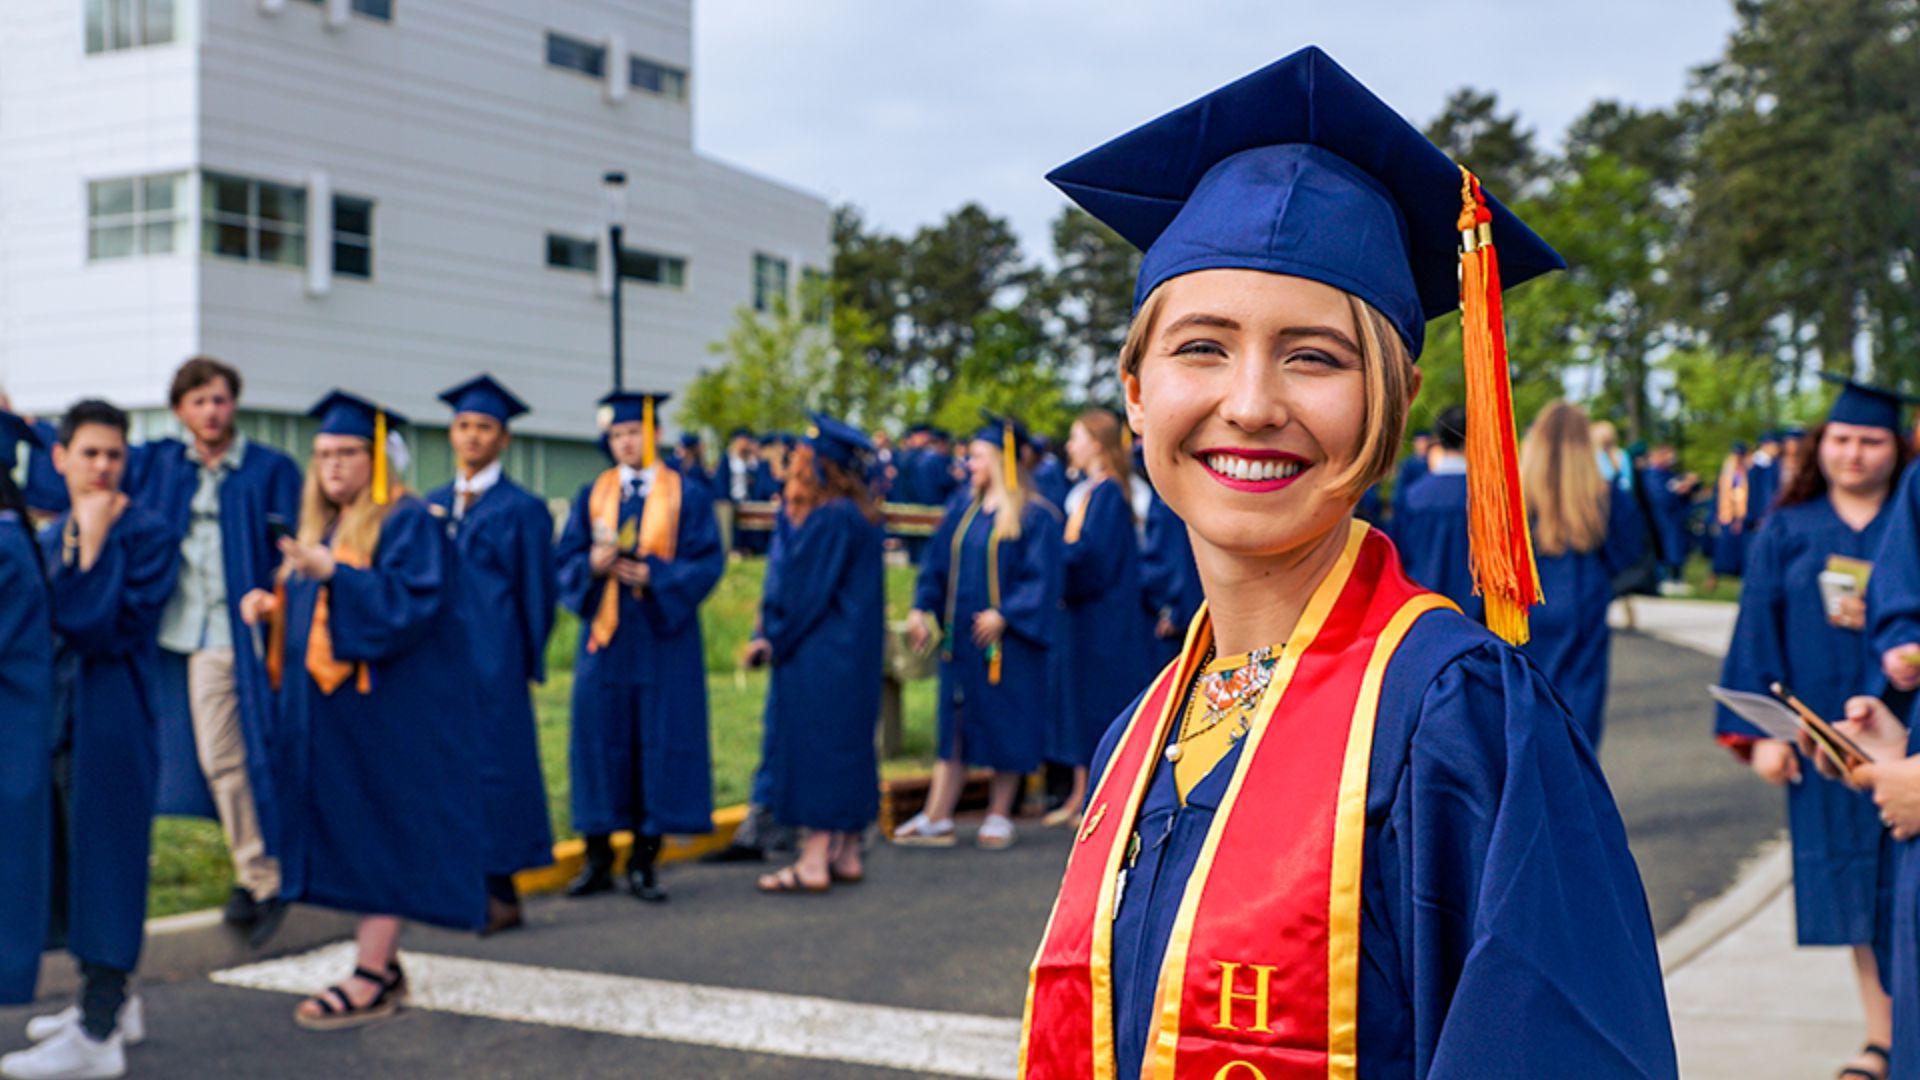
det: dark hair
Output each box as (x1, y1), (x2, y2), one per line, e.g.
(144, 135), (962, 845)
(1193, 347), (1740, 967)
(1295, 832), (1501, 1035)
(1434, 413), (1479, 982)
(58, 399), (129, 445)
(168, 356), (242, 407)
(1776, 421), (1914, 511)
(1434, 405), (1468, 452)
(0, 471), (45, 581)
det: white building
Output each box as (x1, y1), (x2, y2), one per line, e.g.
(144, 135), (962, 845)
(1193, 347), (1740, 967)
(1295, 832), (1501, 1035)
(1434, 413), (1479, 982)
(0, 0), (831, 496)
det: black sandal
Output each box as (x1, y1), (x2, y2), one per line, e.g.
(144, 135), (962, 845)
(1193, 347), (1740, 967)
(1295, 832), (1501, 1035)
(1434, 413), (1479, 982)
(294, 962), (407, 1032)
(1839, 1042), (1891, 1080)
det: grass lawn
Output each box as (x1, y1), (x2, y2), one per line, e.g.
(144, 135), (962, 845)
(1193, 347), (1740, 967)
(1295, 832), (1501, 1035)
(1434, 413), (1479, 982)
(147, 558), (939, 917)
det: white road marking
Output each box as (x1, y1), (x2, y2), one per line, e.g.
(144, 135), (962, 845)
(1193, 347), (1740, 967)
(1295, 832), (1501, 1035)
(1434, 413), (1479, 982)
(212, 942), (1020, 1079)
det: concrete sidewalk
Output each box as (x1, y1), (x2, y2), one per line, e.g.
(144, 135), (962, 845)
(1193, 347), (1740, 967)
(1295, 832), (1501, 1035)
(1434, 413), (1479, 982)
(1624, 597), (1881, 1079)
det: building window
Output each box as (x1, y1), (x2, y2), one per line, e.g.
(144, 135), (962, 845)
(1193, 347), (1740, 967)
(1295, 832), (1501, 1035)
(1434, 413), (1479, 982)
(629, 55), (688, 101)
(296, 0), (392, 20)
(546, 32), (606, 78)
(87, 172), (186, 260)
(201, 172), (308, 268)
(85, 0), (176, 54)
(545, 233), (597, 272)
(333, 195), (374, 279)
(753, 253), (789, 313)
(800, 267), (830, 323)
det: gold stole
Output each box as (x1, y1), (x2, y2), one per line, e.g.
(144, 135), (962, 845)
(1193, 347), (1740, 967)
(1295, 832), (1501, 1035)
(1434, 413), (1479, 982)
(1064, 478), (1106, 544)
(587, 464), (682, 654)
(266, 543), (373, 695)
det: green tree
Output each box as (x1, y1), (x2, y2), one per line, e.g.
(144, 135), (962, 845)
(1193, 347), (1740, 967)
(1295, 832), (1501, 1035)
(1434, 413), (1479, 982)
(902, 203), (1034, 401)
(921, 308), (1071, 441)
(1423, 88), (1544, 199)
(1040, 206), (1138, 406)
(831, 204), (911, 372)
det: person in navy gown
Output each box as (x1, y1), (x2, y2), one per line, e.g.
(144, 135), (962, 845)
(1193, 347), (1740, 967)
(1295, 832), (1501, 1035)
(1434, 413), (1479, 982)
(1717, 382), (1913, 1079)
(236, 392), (487, 1032)
(0, 413), (52, 1012)
(556, 392), (725, 903)
(424, 376), (557, 935)
(1388, 427), (1431, 523)
(1515, 401), (1642, 749)
(8, 401), (178, 1079)
(1046, 409), (1150, 826)
(1710, 440), (1753, 582)
(126, 356), (301, 948)
(1390, 404), (1481, 622)
(1139, 488), (1202, 669)
(898, 414), (1064, 851)
(1020, 47), (1674, 1078)
(1642, 444), (1701, 585)
(746, 414), (885, 893)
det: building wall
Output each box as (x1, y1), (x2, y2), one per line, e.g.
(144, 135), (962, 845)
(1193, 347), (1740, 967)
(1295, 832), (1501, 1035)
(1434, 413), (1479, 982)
(3, 0), (830, 497)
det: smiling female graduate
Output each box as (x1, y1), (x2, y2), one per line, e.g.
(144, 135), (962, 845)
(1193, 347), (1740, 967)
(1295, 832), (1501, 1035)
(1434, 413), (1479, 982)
(1018, 47), (1675, 1079)
(237, 391), (488, 1031)
(556, 391), (725, 903)
(0, 412), (51, 1009)
(898, 413), (1065, 852)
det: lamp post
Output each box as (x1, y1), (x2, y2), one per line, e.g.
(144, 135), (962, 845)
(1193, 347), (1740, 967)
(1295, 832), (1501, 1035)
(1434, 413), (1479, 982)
(603, 170), (629, 392)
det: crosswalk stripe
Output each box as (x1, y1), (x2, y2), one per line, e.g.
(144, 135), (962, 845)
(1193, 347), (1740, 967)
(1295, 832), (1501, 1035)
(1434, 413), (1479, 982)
(212, 942), (1020, 1078)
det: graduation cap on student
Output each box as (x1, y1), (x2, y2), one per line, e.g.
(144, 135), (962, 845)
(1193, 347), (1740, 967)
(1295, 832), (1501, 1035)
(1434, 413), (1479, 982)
(1821, 373), (1920, 434)
(975, 411), (1035, 497)
(438, 374), (529, 426)
(1045, 44), (1564, 643)
(309, 390), (408, 506)
(678, 431), (703, 449)
(596, 391), (669, 469)
(805, 412), (874, 470)
(0, 410), (41, 471)
(728, 426), (755, 441)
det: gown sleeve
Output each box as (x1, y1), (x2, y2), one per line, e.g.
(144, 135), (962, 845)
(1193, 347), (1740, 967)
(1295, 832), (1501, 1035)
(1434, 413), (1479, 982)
(640, 479), (724, 637)
(1870, 463), (1920, 657)
(914, 498), (962, 619)
(1390, 643), (1678, 1079)
(1713, 518), (1787, 746)
(326, 502), (449, 662)
(48, 512), (179, 657)
(1063, 484), (1130, 605)
(554, 485), (599, 620)
(514, 495), (558, 683)
(762, 502), (857, 660)
(1601, 488), (1649, 578)
(996, 503), (1062, 647)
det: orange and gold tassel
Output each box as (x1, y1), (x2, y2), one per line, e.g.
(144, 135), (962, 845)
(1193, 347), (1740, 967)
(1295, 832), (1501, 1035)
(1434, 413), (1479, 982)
(1002, 423), (1019, 497)
(641, 396), (658, 470)
(372, 410), (390, 506)
(1457, 167), (1541, 645)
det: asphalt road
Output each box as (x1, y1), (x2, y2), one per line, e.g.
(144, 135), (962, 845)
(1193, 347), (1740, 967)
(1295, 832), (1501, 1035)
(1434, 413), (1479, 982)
(0, 628), (1781, 1077)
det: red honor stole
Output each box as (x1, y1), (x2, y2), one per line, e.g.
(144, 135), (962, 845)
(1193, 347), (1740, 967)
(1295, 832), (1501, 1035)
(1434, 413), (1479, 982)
(1020, 522), (1454, 1079)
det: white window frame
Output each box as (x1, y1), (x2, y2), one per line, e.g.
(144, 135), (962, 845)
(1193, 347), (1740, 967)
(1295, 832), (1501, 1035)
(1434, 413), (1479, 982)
(85, 0), (177, 54)
(201, 171), (309, 270)
(86, 171), (188, 261)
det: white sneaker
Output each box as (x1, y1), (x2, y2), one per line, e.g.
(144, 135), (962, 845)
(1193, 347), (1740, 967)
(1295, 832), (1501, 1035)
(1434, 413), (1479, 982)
(890, 812), (957, 847)
(0, 1025), (126, 1080)
(23, 997), (144, 1047)
(977, 814), (1017, 850)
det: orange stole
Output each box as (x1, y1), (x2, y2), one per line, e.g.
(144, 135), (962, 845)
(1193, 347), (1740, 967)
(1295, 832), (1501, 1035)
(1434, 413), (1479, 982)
(1063, 477), (1106, 545)
(587, 464), (682, 654)
(1019, 523), (1454, 1079)
(266, 545), (373, 695)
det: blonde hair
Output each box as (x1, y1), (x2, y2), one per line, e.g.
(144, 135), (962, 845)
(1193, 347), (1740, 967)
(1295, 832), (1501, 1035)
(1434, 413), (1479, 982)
(1520, 400), (1609, 557)
(1118, 285), (1414, 501)
(295, 446), (404, 560)
(974, 439), (1034, 542)
(1074, 409), (1134, 510)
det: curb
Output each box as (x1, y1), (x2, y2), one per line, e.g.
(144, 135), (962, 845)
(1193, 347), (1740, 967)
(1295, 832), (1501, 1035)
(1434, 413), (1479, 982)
(1655, 837), (1792, 977)
(512, 804), (749, 896)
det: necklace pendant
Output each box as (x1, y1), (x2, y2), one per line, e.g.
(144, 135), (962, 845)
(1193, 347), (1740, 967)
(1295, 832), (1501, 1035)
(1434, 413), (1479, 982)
(1164, 744), (1184, 764)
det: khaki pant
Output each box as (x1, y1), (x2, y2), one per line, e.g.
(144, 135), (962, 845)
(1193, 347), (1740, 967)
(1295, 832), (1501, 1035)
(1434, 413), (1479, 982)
(188, 648), (280, 900)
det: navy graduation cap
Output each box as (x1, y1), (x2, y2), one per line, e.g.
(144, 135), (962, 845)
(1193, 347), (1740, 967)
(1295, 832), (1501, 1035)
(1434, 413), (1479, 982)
(308, 390), (407, 504)
(974, 411), (1034, 454)
(0, 410), (41, 470)
(438, 374), (529, 425)
(805, 412), (873, 470)
(597, 390), (670, 468)
(1821, 373), (1918, 434)
(1046, 44), (1563, 644)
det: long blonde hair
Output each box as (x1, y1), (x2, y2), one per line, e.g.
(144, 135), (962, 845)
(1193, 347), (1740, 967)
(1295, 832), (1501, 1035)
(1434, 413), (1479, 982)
(975, 440), (1034, 542)
(1118, 287), (1413, 500)
(295, 459), (404, 559)
(1520, 400), (1608, 557)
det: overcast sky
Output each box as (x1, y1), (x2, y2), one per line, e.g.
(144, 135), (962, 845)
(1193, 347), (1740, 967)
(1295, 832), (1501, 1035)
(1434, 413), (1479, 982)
(691, 1), (1737, 259)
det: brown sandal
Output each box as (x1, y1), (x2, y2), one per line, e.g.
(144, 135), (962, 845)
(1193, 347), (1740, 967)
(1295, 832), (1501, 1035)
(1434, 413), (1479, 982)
(757, 865), (829, 894)
(294, 963), (407, 1032)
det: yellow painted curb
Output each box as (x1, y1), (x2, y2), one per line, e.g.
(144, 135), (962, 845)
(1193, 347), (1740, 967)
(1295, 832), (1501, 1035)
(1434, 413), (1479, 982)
(513, 804), (751, 896)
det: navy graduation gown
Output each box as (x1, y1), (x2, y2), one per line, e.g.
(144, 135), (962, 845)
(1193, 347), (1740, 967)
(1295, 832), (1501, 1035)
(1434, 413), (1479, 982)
(1716, 498), (1889, 945)
(23, 420), (67, 517)
(1138, 493), (1202, 670)
(1748, 457), (1781, 525)
(1034, 458), (1071, 516)
(759, 498), (885, 832)
(1388, 453), (1427, 523)
(274, 498), (488, 930)
(426, 477), (558, 877)
(913, 496), (1063, 774)
(1868, 464), (1920, 1079)
(1097, 608), (1676, 1079)
(0, 513), (52, 1004)
(1391, 470), (1481, 623)
(128, 437), (301, 835)
(557, 473), (725, 837)
(41, 505), (179, 973)
(1641, 466), (1694, 572)
(1519, 493), (1640, 748)
(1055, 479), (1151, 769)
(1356, 483), (1385, 525)
(1870, 462), (1920, 661)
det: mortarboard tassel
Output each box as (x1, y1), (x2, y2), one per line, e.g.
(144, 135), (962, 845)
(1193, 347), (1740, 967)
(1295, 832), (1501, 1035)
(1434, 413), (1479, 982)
(1456, 167), (1540, 645)
(372, 409), (390, 506)
(642, 396), (657, 470)
(1002, 423), (1019, 498)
